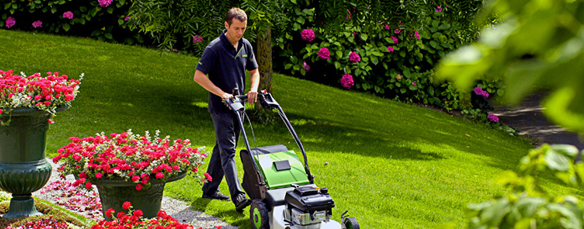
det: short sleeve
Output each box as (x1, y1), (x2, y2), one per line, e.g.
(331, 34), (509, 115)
(246, 44), (259, 71)
(196, 45), (216, 74)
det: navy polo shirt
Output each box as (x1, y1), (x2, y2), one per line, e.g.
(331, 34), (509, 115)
(196, 29), (259, 113)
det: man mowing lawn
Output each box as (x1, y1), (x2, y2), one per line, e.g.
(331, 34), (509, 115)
(193, 7), (259, 212)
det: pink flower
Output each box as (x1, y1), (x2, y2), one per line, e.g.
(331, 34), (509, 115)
(132, 175), (140, 182)
(391, 36), (398, 44)
(488, 114), (499, 122)
(318, 47), (330, 60)
(193, 35), (203, 44)
(204, 172), (212, 182)
(435, 6), (443, 12)
(414, 31), (420, 40)
(384, 24), (390, 30)
(412, 82), (417, 86)
(473, 87), (483, 95)
(341, 74), (354, 89)
(122, 201), (132, 209)
(98, 0), (113, 7)
(32, 20), (42, 28)
(48, 119), (55, 124)
(349, 52), (361, 63)
(300, 29), (315, 42)
(124, 16), (130, 21)
(63, 11), (74, 19)
(482, 91), (490, 98)
(394, 28), (402, 34)
(303, 61), (310, 72)
(95, 172), (103, 179)
(156, 172), (164, 179)
(387, 46), (394, 53)
(396, 74), (402, 81)
(136, 183), (143, 191)
(5, 16), (15, 29)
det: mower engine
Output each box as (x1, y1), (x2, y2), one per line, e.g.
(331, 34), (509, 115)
(284, 185), (335, 227)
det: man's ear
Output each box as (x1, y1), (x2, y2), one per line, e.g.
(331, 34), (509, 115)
(224, 21), (229, 30)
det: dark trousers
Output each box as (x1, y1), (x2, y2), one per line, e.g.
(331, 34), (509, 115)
(202, 111), (245, 204)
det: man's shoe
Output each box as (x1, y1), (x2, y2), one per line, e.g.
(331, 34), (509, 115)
(202, 191), (230, 201)
(234, 194), (251, 212)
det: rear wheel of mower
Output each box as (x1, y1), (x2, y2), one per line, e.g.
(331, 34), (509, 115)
(250, 199), (269, 229)
(343, 217), (360, 229)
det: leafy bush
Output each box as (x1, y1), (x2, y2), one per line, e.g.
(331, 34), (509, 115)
(0, 0), (144, 44)
(466, 144), (584, 228)
(272, 0), (498, 111)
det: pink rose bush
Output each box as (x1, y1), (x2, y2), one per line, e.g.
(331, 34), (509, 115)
(98, 0), (113, 7)
(301, 28), (315, 42)
(0, 70), (83, 125)
(5, 16), (15, 29)
(63, 11), (74, 19)
(473, 87), (490, 98)
(53, 130), (208, 191)
(341, 74), (354, 89)
(349, 52), (361, 62)
(318, 47), (330, 60)
(32, 20), (42, 28)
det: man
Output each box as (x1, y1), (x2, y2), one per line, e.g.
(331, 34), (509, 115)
(193, 7), (258, 211)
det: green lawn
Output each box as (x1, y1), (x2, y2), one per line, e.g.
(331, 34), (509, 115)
(0, 29), (580, 228)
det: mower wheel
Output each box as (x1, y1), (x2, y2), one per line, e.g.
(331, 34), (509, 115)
(250, 199), (269, 229)
(343, 217), (360, 229)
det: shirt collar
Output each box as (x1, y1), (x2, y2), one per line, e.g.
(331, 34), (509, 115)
(220, 29), (242, 50)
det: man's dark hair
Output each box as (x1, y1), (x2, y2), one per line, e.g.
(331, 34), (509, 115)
(226, 7), (247, 25)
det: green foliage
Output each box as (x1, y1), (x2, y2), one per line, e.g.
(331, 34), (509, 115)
(0, 0), (143, 44)
(274, 0), (490, 110)
(467, 144), (584, 228)
(436, 0), (584, 134)
(128, 0), (237, 55)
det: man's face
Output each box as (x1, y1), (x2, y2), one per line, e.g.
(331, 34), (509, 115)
(224, 19), (247, 43)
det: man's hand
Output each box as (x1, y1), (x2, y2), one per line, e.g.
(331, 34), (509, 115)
(247, 91), (258, 104)
(221, 93), (234, 100)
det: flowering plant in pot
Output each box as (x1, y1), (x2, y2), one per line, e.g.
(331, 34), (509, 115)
(0, 69), (83, 125)
(53, 129), (208, 191)
(53, 129), (210, 220)
(90, 201), (201, 229)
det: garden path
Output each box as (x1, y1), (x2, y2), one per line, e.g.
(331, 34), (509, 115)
(32, 159), (238, 229)
(492, 92), (584, 150)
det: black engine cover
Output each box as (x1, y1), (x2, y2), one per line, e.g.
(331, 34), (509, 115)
(285, 185), (335, 212)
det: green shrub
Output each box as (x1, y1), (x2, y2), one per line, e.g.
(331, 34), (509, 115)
(0, 0), (145, 44)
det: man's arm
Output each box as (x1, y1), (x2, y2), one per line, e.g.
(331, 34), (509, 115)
(247, 68), (260, 104)
(193, 70), (233, 100)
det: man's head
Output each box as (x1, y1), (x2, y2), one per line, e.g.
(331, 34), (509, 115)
(224, 8), (247, 44)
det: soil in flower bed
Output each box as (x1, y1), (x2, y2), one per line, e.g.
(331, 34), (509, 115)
(0, 200), (86, 228)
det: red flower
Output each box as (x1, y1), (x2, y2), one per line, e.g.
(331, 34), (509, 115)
(132, 175), (140, 182)
(85, 182), (92, 190)
(156, 172), (164, 179)
(136, 183), (143, 191)
(106, 208), (115, 217)
(95, 172), (103, 179)
(122, 201), (132, 209)
(204, 173), (212, 182)
(133, 209), (143, 217)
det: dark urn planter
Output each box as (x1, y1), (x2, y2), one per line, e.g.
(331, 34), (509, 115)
(0, 106), (67, 219)
(95, 171), (186, 221)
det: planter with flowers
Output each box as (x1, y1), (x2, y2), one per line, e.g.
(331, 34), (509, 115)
(53, 129), (208, 220)
(0, 69), (82, 219)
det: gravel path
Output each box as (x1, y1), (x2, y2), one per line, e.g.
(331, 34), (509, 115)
(32, 158), (237, 229)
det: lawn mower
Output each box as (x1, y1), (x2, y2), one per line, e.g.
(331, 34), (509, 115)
(223, 89), (360, 229)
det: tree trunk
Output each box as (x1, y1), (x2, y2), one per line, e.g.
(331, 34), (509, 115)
(253, 26), (275, 123)
(257, 26), (272, 93)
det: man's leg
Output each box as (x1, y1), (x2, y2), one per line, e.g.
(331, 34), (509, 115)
(207, 111), (249, 209)
(201, 142), (227, 199)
